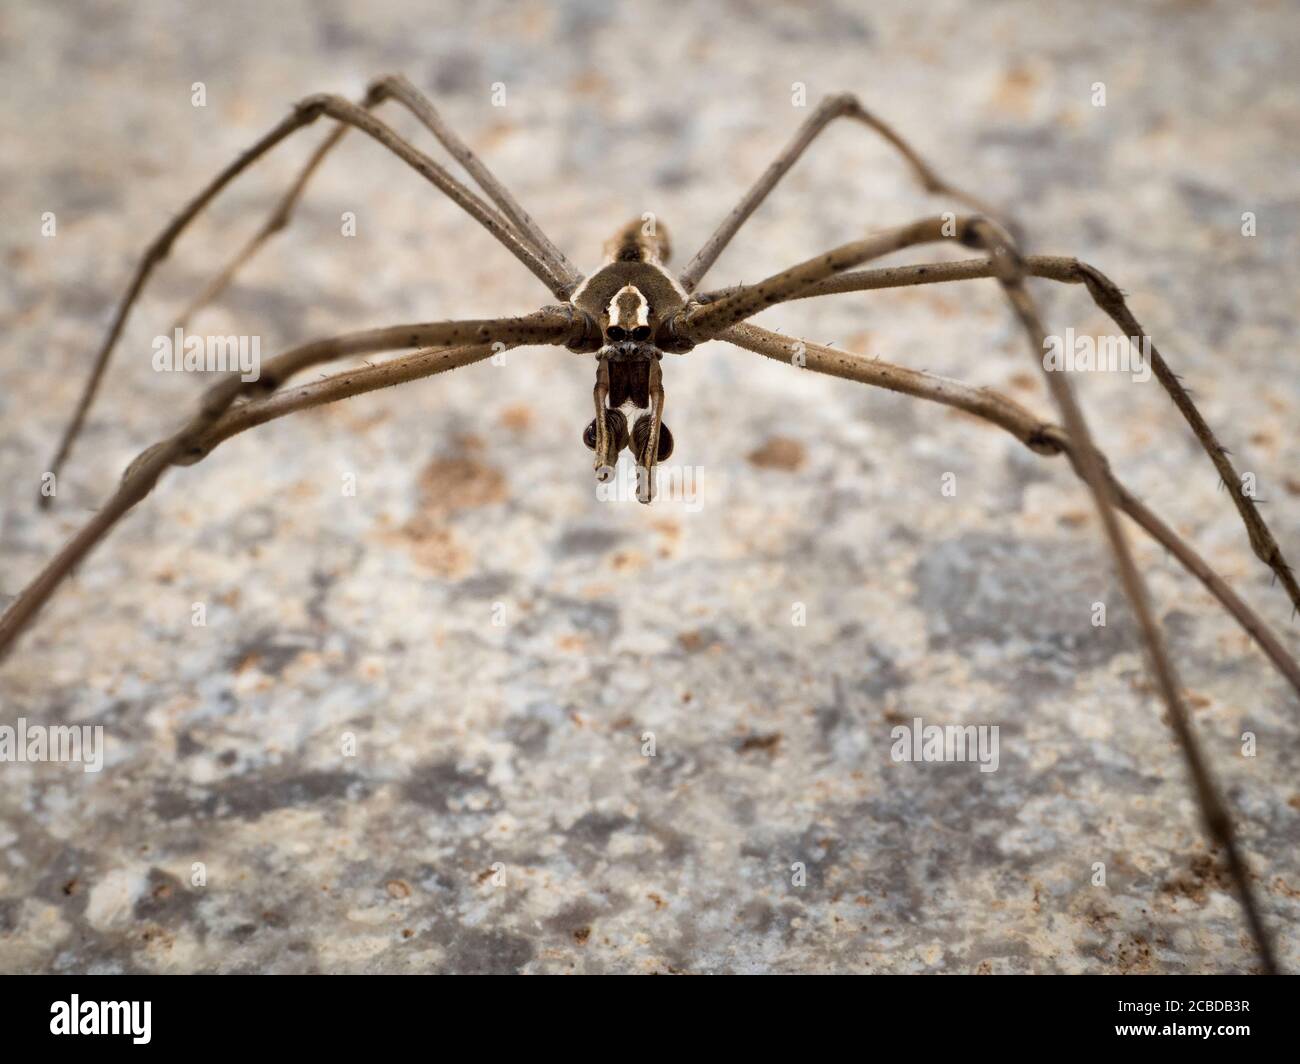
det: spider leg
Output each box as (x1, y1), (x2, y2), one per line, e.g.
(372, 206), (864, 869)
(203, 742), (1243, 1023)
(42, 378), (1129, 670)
(678, 92), (1007, 293)
(366, 76), (580, 292)
(744, 255), (1300, 614)
(662, 213), (991, 349)
(3, 309), (582, 658)
(724, 322), (1300, 698)
(592, 357), (614, 478)
(177, 74), (581, 328)
(45, 93), (571, 497)
(937, 216), (1277, 974)
(635, 360), (666, 504)
(724, 306), (1281, 973)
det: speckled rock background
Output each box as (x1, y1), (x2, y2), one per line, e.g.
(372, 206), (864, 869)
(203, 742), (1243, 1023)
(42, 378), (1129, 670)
(1, 0), (1297, 974)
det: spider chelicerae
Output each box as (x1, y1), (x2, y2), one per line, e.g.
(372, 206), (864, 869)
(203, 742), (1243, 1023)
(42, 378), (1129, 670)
(2, 75), (1295, 972)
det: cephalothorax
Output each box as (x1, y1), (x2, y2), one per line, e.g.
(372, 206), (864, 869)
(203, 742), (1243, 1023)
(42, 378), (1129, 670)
(2, 77), (1296, 972)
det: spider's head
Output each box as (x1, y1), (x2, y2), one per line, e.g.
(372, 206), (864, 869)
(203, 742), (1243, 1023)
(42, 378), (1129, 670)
(571, 239), (689, 357)
(600, 283), (658, 359)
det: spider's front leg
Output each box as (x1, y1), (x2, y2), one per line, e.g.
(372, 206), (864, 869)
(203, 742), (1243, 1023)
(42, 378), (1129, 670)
(633, 359), (668, 505)
(678, 92), (1008, 293)
(178, 74), (582, 327)
(775, 255), (1300, 613)
(590, 357), (618, 480)
(718, 262), (1285, 973)
(667, 188), (1281, 968)
(44, 90), (571, 496)
(585, 355), (669, 502)
(1, 308), (586, 660)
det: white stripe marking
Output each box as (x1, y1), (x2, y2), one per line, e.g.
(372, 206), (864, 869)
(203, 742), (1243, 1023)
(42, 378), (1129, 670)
(608, 285), (649, 328)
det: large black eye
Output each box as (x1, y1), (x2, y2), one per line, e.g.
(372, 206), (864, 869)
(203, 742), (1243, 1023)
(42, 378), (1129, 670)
(606, 326), (626, 342)
(631, 325), (651, 341)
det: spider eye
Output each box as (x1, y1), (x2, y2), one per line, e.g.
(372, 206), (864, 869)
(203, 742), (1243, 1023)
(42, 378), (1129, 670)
(630, 325), (651, 341)
(606, 326), (626, 342)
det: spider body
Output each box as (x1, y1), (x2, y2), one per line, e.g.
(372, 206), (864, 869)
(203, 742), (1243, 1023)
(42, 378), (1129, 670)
(570, 219), (687, 487)
(3, 77), (1296, 971)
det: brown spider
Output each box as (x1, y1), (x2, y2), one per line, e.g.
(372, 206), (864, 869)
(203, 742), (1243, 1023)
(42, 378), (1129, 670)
(1, 76), (1296, 971)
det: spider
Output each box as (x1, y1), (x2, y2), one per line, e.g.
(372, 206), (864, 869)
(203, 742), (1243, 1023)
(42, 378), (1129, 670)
(1, 76), (1296, 972)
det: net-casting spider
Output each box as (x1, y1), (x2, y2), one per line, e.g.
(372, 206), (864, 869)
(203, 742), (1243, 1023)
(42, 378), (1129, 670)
(1, 76), (1296, 972)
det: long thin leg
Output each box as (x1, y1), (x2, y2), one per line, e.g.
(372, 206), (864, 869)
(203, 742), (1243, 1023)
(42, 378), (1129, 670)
(636, 359), (666, 504)
(969, 217), (1276, 974)
(710, 220), (1290, 965)
(662, 214), (989, 349)
(724, 322), (1300, 698)
(368, 75), (580, 292)
(592, 357), (614, 477)
(725, 321), (1283, 973)
(4, 308), (580, 653)
(173, 121), (350, 329)
(712, 255), (1300, 614)
(678, 93), (1006, 293)
(44, 92), (569, 495)
(178, 75), (581, 327)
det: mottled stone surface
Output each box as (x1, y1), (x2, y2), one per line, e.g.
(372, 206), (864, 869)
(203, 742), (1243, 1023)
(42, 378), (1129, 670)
(1, 0), (1298, 974)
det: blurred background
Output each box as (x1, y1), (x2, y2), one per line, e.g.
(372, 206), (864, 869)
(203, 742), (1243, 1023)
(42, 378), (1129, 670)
(0, 0), (1297, 973)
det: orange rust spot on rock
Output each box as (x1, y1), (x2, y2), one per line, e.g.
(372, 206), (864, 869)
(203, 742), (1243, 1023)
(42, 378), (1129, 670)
(993, 61), (1041, 117)
(1160, 852), (1231, 906)
(677, 630), (709, 653)
(498, 403), (534, 432)
(737, 732), (782, 755)
(396, 523), (470, 578)
(747, 436), (806, 472)
(416, 456), (507, 513)
(609, 550), (646, 571)
(743, 728), (780, 754)
(390, 454), (508, 577)
(571, 70), (609, 97)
